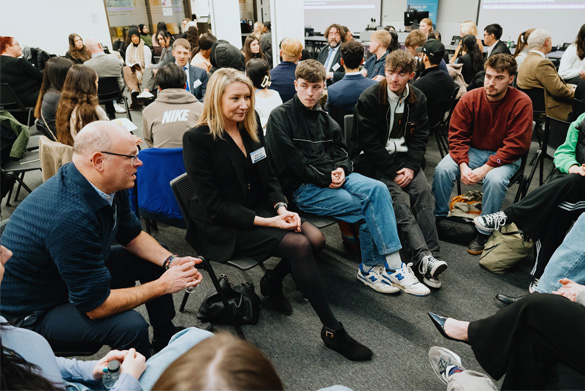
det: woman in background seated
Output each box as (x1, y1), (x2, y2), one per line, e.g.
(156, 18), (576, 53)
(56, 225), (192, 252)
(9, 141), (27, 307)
(558, 24), (585, 85)
(182, 68), (371, 361)
(418, 18), (434, 39)
(65, 33), (92, 64)
(34, 57), (74, 138)
(457, 34), (484, 85)
(153, 333), (283, 390)
(450, 21), (484, 64)
(123, 27), (152, 109)
(55, 64), (108, 146)
(0, 36), (42, 109)
(242, 34), (264, 65)
(191, 33), (217, 73)
(513, 29), (535, 69)
(245, 59), (282, 132)
(138, 30), (175, 99)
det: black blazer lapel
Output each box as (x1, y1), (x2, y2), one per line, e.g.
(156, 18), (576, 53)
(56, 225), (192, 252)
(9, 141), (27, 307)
(218, 137), (247, 195)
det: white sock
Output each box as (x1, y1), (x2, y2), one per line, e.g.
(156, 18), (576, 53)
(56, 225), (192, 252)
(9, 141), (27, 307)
(360, 263), (374, 273)
(384, 252), (402, 270)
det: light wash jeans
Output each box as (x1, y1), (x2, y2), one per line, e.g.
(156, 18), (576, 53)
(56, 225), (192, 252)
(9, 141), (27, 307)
(535, 213), (585, 294)
(432, 147), (521, 217)
(293, 173), (402, 267)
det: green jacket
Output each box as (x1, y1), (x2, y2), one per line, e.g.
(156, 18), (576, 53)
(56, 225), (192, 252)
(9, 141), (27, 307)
(554, 112), (585, 174)
(0, 110), (29, 159)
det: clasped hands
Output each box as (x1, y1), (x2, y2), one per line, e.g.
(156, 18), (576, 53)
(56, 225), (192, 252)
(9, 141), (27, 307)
(92, 348), (146, 382)
(161, 256), (203, 293)
(329, 167), (346, 189)
(460, 163), (492, 185)
(553, 278), (585, 302)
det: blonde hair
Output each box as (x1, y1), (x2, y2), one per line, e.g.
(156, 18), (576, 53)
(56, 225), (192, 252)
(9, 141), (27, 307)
(197, 68), (258, 142)
(371, 30), (391, 48)
(460, 20), (478, 37)
(281, 37), (303, 59)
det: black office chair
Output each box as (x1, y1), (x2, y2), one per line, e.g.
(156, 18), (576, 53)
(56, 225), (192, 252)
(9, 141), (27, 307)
(1, 150), (41, 207)
(530, 116), (571, 186)
(171, 172), (269, 339)
(0, 83), (34, 126)
(97, 77), (131, 121)
(571, 98), (585, 122)
(429, 86), (460, 159)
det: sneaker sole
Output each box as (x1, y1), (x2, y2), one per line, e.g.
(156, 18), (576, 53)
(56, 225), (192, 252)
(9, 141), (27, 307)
(467, 248), (483, 255)
(356, 274), (400, 294)
(473, 220), (494, 233)
(429, 263), (448, 279)
(423, 276), (441, 289)
(392, 283), (431, 296)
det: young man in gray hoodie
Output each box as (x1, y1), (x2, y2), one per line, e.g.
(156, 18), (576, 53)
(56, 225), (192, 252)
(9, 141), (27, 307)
(142, 63), (204, 148)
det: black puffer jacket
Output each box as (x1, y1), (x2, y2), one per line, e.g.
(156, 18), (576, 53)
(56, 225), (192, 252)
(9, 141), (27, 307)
(266, 95), (353, 196)
(350, 79), (429, 179)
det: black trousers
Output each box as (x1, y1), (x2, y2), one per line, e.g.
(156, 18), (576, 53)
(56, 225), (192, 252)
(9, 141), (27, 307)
(29, 246), (174, 358)
(469, 293), (585, 390)
(505, 174), (585, 277)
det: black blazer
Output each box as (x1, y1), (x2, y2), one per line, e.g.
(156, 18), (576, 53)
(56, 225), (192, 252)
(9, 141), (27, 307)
(182, 121), (285, 262)
(317, 46), (345, 85)
(488, 40), (511, 58)
(0, 55), (42, 107)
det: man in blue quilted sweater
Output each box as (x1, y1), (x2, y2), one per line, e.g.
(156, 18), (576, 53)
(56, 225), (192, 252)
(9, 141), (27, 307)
(0, 121), (202, 358)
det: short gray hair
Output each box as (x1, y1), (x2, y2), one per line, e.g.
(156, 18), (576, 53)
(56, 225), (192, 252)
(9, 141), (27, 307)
(527, 29), (551, 50)
(73, 121), (115, 156)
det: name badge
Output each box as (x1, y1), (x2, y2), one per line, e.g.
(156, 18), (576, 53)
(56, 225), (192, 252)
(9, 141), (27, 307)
(250, 147), (267, 164)
(332, 63), (340, 71)
(193, 79), (202, 88)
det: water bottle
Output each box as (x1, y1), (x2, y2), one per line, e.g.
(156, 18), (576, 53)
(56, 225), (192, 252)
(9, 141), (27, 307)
(507, 36), (512, 49)
(102, 359), (121, 390)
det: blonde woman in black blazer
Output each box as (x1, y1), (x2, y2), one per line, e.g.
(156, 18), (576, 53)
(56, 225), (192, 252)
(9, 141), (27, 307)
(182, 68), (371, 361)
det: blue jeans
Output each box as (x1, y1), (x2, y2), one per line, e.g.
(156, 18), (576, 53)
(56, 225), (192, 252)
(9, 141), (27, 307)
(535, 213), (585, 294)
(293, 173), (402, 267)
(432, 148), (521, 217)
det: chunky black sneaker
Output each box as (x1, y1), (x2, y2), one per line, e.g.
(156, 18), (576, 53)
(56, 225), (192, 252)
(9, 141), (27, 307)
(467, 233), (490, 255)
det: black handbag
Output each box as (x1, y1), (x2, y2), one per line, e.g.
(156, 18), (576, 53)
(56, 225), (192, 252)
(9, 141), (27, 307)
(197, 274), (261, 325)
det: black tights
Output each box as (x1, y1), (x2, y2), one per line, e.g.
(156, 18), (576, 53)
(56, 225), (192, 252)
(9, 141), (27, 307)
(270, 222), (340, 329)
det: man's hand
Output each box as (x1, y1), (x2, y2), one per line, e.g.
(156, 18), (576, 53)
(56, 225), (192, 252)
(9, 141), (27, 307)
(159, 260), (202, 294)
(568, 164), (585, 176)
(329, 168), (346, 188)
(460, 163), (475, 185)
(553, 278), (585, 302)
(469, 164), (494, 183)
(372, 75), (385, 82)
(120, 348), (147, 380)
(170, 256), (202, 268)
(326, 71), (333, 80)
(394, 168), (414, 188)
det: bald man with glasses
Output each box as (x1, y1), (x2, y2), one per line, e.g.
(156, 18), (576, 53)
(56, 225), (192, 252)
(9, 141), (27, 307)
(0, 121), (202, 358)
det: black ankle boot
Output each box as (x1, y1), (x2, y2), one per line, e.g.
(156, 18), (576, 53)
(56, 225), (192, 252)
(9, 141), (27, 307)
(321, 323), (373, 361)
(260, 270), (292, 315)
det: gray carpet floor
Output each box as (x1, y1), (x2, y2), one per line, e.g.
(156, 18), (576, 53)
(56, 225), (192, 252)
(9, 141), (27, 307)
(1, 104), (552, 390)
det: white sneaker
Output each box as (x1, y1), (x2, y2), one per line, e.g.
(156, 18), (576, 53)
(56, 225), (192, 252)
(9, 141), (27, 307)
(356, 265), (400, 294)
(528, 278), (539, 293)
(113, 102), (126, 113)
(137, 91), (154, 99)
(418, 255), (448, 289)
(383, 262), (431, 296)
(428, 346), (463, 384)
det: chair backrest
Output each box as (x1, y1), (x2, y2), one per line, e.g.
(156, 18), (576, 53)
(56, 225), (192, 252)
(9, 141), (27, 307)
(517, 87), (546, 115)
(170, 172), (194, 226)
(97, 77), (122, 102)
(133, 147), (186, 226)
(343, 114), (354, 147)
(544, 116), (571, 158)
(0, 83), (27, 111)
(0, 219), (9, 238)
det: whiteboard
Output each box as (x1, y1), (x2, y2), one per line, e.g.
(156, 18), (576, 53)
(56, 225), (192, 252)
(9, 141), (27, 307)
(477, 0), (585, 47)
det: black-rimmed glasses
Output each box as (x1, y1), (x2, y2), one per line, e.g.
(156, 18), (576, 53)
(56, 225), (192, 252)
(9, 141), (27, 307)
(100, 151), (140, 164)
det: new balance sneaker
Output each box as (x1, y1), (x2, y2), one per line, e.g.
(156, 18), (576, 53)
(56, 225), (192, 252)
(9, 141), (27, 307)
(428, 346), (463, 384)
(383, 262), (431, 296)
(474, 211), (508, 233)
(356, 264), (400, 294)
(418, 255), (448, 289)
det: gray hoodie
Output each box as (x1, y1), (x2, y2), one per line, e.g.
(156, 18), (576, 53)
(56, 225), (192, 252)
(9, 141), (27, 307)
(142, 88), (204, 148)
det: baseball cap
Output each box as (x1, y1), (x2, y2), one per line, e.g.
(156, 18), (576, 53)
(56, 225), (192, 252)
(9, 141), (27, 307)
(416, 39), (445, 58)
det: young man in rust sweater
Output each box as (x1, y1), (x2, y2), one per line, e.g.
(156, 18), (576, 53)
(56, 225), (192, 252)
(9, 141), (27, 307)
(432, 54), (533, 255)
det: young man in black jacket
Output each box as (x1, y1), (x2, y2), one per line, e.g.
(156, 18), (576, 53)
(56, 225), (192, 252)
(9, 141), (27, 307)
(351, 50), (447, 290)
(266, 59), (430, 297)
